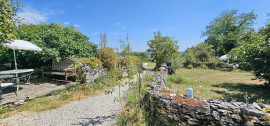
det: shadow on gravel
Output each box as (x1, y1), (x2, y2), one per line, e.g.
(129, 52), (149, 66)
(71, 114), (115, 126)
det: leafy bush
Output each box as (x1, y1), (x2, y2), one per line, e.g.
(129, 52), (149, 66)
(132, 52), (151, 62)
(169, 54), (184, 70)
(80, 57), (102, 69)
(183, 52), (196, 65)
(0, 0), (20, 44)
(200, 64), (208, 69)
(231, 24), (270, 83)
(119, 56), (140, 67)
(187, 64), (193, 69)
(167, 74), (186, 84)
(97, 47), (116, 70)
(183, 42), (215, 64)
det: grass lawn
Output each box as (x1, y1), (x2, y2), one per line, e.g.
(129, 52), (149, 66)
(143, 62), (156, 69)
(170, 68), (269, 104)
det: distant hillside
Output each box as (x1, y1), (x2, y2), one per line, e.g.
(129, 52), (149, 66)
(180, 52), (184, 55)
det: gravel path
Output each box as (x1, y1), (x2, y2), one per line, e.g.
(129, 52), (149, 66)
(1, 70), (152, 126)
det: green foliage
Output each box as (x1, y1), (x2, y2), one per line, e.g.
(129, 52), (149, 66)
(231, 24), (270, 83)
(183, 51), (196, 65)
(70, 57), (102, 69)
(184, 42), (216, 62)
(202, 9), (257, 56)
(116, 73), (155, 126)
(169, 53), (184, 70)
(182, 42), (220, 69)
(167, 74), (186, 84)
(119, 56), (140, 67)
(80, 57), (102, 69)
(187, 64), (193, 69)
(0, 23), (97, 69)
(0, 0), (21, 44)
(147, 31), (179, 67)
(200, 64), (208, 69)
(132, 52), (151, 62)
(97, 47), (116, 70)
(68, 57), (103, 83)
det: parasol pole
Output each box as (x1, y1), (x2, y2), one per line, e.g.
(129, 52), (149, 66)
(13, 49), (19, 91)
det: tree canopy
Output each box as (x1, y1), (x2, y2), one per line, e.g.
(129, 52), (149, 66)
(183, 42), (215, 63)
(0, 0), (21, 44)
(202, 9), (257, 56)
(147, 31), (179, 67)
(231, 24), (270, 83)
(0, 23), (97, 69)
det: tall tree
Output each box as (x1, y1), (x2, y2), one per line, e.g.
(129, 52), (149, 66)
(99, 33), (107, 49)
(0, 0), (21, 44)
(202, 10), (257, 56)
(147, 31), (179, 68)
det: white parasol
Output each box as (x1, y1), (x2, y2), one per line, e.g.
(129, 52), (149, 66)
(2, 40), (42, 91)
(218, 54), (230, 61)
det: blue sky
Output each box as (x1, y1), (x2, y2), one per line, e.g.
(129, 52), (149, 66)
(18, 0), (270, 52)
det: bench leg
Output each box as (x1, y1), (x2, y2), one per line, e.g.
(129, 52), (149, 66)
(41, 67), (44, 79)
(65, 72), (67, 81)
(0, 84), (2, 100)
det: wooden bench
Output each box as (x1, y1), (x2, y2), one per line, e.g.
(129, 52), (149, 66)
(41, 61), (75, 81)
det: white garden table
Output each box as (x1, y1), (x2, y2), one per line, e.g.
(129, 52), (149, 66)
(0, 69), (34, 92)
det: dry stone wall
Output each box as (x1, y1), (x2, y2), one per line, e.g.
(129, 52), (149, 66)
(145, 68), (270, 126)
(82, 67), (108, 85)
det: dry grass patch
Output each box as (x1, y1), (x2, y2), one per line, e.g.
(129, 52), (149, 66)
(171, 68), (268, 104)
(143, 62), (156, 69)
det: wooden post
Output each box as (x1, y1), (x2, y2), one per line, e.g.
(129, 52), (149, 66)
(41, 67), (44, 79)
(65, 70), (68, 81)
(138, 72), (142, 113)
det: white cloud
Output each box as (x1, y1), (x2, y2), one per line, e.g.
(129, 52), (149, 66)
(77, 4), (83, 8)
(17, 6), (64, 24)
(122, 26), (127, 29)
(151, 28), (157, 32)
(18, 7), (48, 24)
(91, 32), (99, 36)
(63, 22), (69, 25)
(111, 32), (121, 35)
(73, 24), (79, 27)
(115, 23), (121, 26)
(59, 10), (64, 14)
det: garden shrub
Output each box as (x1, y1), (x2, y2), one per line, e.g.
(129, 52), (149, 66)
(97, 47), (116, 70)
(167, 74), (186, 84)
(132, 52), (151, 62)
(187, 64), (193, 69)
(169, 54), (184, 70)
(200, 64), (208, 69)
(80, 57), (102, 69)
(119, 56), (140, 67)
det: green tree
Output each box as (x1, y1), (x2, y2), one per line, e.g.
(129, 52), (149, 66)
(0, 23), (97, 69)
(231, 24), (270, 84)
(169, 53), (184, 70)
(147, 31), (179, 68)
(183, 42), (215, 62)
(202, 9), (257, 56)
(132, 52), (150, 62)
(0, 0), (21, 44)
